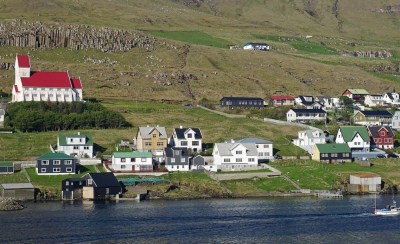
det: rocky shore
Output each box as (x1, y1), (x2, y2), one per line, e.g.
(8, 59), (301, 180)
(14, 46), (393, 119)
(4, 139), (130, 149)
(0, 198), (24, 211)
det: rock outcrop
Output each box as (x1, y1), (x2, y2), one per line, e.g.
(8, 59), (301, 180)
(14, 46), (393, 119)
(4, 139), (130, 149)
(0, 20), (156, 52)
(0, 198), (24, 211)
(341, 50), (392, 59)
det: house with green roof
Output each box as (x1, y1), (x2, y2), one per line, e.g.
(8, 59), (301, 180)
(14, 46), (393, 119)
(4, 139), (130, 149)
(342, 88), (369, 102)
(111, 151), (153, 172)
(312, 143), (352, 163)
(335, 126), (370, 152)
(57, 132), (94, 158)
(36, 152), (77, 175)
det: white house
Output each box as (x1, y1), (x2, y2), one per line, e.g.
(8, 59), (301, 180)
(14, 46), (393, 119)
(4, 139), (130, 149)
(57, 133), (94, 158)
(243, 42), (269, 51)
(171, 126), (203, 153)
(212, 142), (259, 171)
(383, 92), (400, 106)
(286, 108), (326, 123)
(112, 151), (153, 172)
(0, 109), (4, 127)
(12, 55), (83, 103)
(293, 129), (326, 154)
(335, 126), (370, 152)
(392, 111), (400, 130)
(231, 138), (273, 161)
(364, 94), (385, 107)
(315, 96), (340, 110)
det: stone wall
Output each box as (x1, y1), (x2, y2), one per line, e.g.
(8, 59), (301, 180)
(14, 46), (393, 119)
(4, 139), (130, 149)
(0, 20), (156, 52)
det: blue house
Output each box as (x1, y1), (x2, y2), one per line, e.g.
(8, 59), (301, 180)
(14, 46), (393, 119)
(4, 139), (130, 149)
(36, 152), (77, 175)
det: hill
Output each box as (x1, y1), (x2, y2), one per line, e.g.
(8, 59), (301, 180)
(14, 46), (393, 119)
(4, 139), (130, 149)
(0, 0), (399, 103)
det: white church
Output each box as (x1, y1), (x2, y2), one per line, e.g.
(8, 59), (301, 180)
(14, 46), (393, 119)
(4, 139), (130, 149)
(11, 55), (83, 102)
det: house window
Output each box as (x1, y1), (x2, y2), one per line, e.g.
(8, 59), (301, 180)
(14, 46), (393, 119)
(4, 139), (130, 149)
(192, 141), (199, 146)
(141, 158), (147, 162)
(70, 139), (73, 142)
(121, 165), (126, 169)
(66, 167), (73, 173)
(381, 131), (386, 136)
(157, 142), (164, 146)
(145, 142), (152, 146)
(331, 153), (338, 158)
(263, 145), (269, 148)
(84, 146), (89, 150)
(41, 168), (46, 173)
(236, 150), (242, 155)
(385, 138), (392, 143)
(224, 158), (230, 163)
(88, 179), (93, 185)
(74, 146), (79, 150)
(41, 160), (49, 165)
(171, 158), (175, 163)
(181, 158), (186, 163)
(65, 160), (73, 165)
(121, 158), (126, 163)
(174, 150), (180, 156)
(181, 141), (188, 146)
(53, 160), (61, 165)
(79, 139), (82, 142)
(152, 134), (157, 138)
(249, 158), (255, 162)
(65, 181), (69, 186)
(53, 168), (61, 173)
(236, 158), (242, 163)
(131, 158), (136, 163)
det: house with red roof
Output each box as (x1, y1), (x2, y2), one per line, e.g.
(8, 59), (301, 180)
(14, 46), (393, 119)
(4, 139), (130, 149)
(11, 55), (83, 102)
(270, 95), (295, 106)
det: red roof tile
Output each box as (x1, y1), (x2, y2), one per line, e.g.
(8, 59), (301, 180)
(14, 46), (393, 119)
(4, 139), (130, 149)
(17, 55), (30, 68)
(271, 95), (294, 101)
(21, 71), (73, 88)
(71, 78), (83, 89)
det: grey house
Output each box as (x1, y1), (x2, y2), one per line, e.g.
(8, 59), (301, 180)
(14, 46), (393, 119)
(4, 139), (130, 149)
(164, 147), (190, 171)
(190, 155), (206, 170)
(36, 152), (77, 175)
(220, 97), (264, 109)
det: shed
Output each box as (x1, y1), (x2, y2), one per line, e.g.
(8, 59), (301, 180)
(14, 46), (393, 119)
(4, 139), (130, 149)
(0, 162), (14, 174)
(1, 183), (36, 200)
(349, 173), (381, 193)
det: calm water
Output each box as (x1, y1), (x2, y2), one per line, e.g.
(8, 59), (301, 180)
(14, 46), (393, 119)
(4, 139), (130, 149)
(1, 195), (400, 243)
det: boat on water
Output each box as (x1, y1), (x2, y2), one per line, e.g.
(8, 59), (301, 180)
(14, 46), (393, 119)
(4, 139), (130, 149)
(374, 195), (400, 216)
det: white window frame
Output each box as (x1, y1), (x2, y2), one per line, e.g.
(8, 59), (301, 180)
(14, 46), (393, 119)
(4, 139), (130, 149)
(66, 167), (73, 173)
(41, 160), (49, 165)
(53, 160), (61, 165)
(65, 160), (73, 165)
(53, 168), (61, 173)
(40, 168), (46, 173)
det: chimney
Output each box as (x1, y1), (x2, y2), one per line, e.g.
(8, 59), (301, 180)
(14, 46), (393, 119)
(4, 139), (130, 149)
(77, 132), (80, 135)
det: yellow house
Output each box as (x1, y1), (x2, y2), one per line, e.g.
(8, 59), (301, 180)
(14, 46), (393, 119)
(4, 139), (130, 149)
(135, 126), (168, 153)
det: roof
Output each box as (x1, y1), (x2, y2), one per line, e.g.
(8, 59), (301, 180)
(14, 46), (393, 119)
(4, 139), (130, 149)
(244, 42), (269, 46)
(113, 151), (152, 158)
(37, 152), (75, 160)
(357, 110), (392, 117)
(0, 162), (13, 167)
(20, 71), (77, 88)
(71, 78), (83, 89)
(385, 93), (395, 100)
(1, 183), (34, 190)
(303, 129), (325, 139)
(165, 147), (189, 157)
(58, 134), (93, 146)
(87, 172), (121, 188)
(350, 173), (380, 178)
(214, 142), (258, 157)
(271, 95), (294, 101)
(220, 97), (264, 102)
(17, 55), (30, 68)
(367, 126), (394, 138)
(138, 126), (168, 139)
(316, 143), (351, 154)
(236, 137), (272, 144)
(338, 126), (370, 142)
(344, 89), (369, 95)
(289, 108), (326, 114)
(173, 128), (203, 139)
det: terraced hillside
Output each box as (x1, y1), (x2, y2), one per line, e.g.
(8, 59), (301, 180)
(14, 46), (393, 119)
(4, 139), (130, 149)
(0, 0), (399, 103)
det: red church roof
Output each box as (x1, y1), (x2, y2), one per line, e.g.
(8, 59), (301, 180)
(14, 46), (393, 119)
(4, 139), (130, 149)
(17, 55), (30, 68)
(21, 71), (78, 88)
(271, 95), (295, 101)
(71, 78), (83, 89)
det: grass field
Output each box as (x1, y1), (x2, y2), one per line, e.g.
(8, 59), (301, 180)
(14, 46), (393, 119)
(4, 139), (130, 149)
(222, 177), (296, 194)
(0, 170), (29, 185)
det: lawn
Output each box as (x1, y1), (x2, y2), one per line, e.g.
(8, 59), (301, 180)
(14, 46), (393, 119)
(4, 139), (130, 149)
(0, 170), (29, 185)
(222, 177), (296, 194)
(25, 165), (99, 190)
(150, 30), (232, 48)
(216, 169), (271, 174)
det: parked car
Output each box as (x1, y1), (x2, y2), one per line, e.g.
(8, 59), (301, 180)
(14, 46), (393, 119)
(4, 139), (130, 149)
(377, 154), (386, 158)
(387, 153), (399, 158)
(274, 154), (282, 160)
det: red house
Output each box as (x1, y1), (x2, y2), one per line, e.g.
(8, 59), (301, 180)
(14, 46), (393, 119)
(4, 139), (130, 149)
(367, 126), (394, 149)
(270, 95), (295, 106)
(342, 89), (369, 102)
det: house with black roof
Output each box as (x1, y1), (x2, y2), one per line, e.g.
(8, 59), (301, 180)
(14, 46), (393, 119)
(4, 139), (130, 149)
(353, 110), (393, 126)
(367, 126), (394, 149)
(220, 97), (264, 109)
(171, 126), (203, 153)
(190, 155), (206, 170)
(82, 173), (122, 200)
(286, 108), (326, 123)
(61, 178), (87, 200)
(164, 147), (190, 172)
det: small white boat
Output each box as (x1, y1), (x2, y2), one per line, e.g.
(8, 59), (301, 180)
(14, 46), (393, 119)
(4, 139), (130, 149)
(374, 194), (400, 216)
